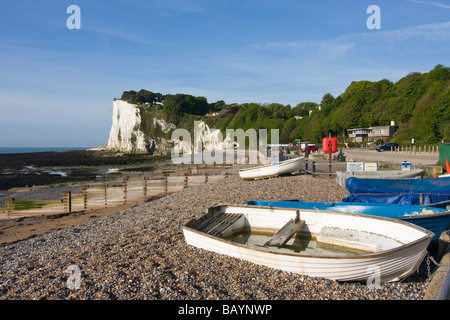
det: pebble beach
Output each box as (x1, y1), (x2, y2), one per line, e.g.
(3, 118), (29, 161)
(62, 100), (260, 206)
(0, 165), (439, 300)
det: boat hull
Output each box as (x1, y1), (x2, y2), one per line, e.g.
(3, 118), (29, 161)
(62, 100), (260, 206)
(238, 157), (304, 180)
(336, 169), (425, 186)
(343, 176), (450, 207)
(246, 200), (450, 241)
(183, 205), (433, 283)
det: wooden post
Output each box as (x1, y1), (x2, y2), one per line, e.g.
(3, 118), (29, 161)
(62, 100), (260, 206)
(205, 172), (208, 184)
(328, 140), (332, 179)
(5, 198), (13, 219)
(103, 183), (108, 208)
(62, 191), (72, 213)
(123, 177), (128, 205)
(143, 176), (148, 199)
(312, 161), (316, 177)
(184, 173), (188, 189)
(82, 185), (88, 211)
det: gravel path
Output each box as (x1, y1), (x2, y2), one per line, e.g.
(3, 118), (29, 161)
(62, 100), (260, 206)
(0, 167), (434, 300)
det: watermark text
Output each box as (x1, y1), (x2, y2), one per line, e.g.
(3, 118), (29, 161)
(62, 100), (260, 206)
(67, 5), (81, 30)
(367, 5), (381, 30)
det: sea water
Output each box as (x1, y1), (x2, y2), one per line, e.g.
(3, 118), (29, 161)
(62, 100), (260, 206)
(223, 231), (371, 256)
(0, 147), (92, 154)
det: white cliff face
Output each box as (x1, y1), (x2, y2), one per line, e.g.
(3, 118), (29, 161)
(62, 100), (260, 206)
(106, 100), (237, 155)
(153, 118), (176, 133)
(106, 100), (149, 152)
(193, 121), (237, 152)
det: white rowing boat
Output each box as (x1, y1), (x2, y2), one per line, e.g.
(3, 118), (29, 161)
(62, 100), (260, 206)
(183, 204), (433, 283)
(238, 157), (304, 180)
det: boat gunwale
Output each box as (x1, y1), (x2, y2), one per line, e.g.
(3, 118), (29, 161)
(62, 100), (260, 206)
(246, 200), (450, 221)
(182, 204), (434, 260)
(336, 169), (425, 176)
(400, 210), (450, 221)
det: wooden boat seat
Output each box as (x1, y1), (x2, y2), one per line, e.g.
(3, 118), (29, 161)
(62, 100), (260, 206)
(264, 211), (305, 248)
(201, 213), (244, 237)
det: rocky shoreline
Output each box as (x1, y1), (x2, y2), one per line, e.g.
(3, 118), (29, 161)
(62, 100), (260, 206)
(0, 166), (439, 300)
(0, 150), (169, 190)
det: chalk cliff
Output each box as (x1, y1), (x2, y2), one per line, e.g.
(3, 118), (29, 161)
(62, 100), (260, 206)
(106, 100), (146, 152)
(105, 100), (236, 155)
(106, 100), (175, 153)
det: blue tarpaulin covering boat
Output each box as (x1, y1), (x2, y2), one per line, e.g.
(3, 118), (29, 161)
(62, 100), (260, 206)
(246, 200), (450, 241)
(342, 176), (450, 207)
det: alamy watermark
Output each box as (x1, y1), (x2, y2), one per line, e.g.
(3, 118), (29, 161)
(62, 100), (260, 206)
(366, 266), (381, 290)
(170, 121), (282, 165)
(65, 5), (381, 31)
(66, 5), (81, 30)
(66, 5), (380, 31)
(367, 5), (381, 30)
(66, 264), (81, 290)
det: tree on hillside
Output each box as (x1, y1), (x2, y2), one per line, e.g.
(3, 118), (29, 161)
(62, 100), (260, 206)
(119, 65), (449, 144)
(321, 93), (334, 106)
(121, 90), (137, 102)
(163, 94), (209, 115)
(121, 89), (162, 104)
(289, 102), (317, 118)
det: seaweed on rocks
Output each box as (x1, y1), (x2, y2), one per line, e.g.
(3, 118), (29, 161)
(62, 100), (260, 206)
(0, 151), (169, 190)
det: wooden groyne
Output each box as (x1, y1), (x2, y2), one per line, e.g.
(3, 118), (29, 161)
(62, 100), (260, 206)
(1, 166), (232, 219)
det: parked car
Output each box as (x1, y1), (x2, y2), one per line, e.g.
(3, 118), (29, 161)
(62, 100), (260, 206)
(376, 142), (399, 152)
(301, 144), (318, 152)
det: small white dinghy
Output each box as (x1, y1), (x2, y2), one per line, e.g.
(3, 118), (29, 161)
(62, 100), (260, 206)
(182, 204), (433, 283)
(238, 157), (304, 180)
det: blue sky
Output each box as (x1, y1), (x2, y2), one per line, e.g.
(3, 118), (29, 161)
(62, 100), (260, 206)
(0, 0), (449, 147)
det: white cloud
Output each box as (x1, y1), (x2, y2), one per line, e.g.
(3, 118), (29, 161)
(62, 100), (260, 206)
(89, 27), (157, 46)
(153, 0), (208, 14)
(359, 21), (450, 41)
(256, 20), (450, 50)
(405, 0), (450, 9)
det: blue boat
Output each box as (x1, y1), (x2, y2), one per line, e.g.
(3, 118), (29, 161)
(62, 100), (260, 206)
(342, 176), (450, 207)
(246, 200), (450, 241)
